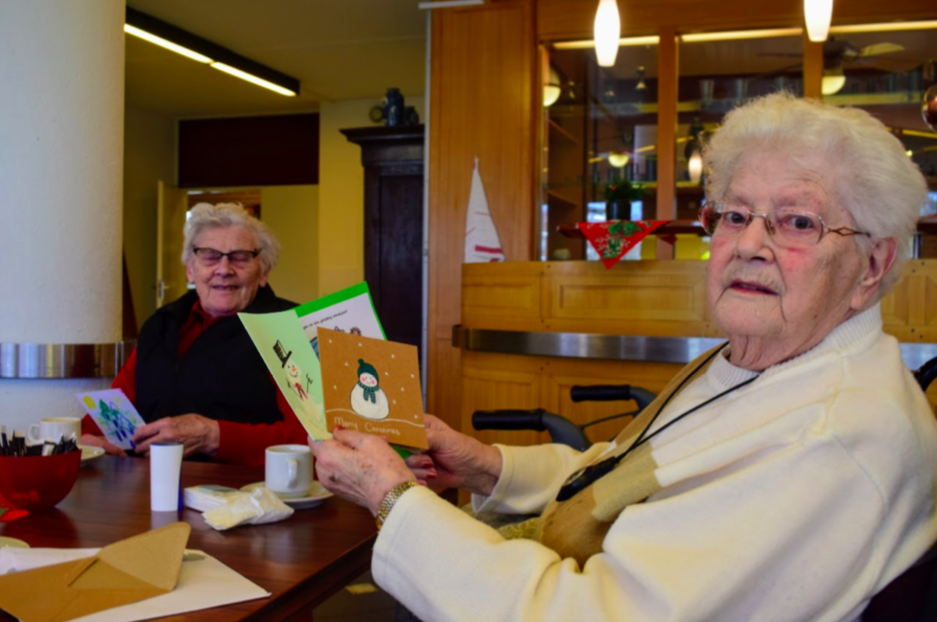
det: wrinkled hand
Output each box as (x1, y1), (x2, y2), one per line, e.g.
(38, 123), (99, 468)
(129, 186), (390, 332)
(404, 415), (502, 496)
(132, 414), (220, 458)
(310, 428), (416, 516)
(80, 433), (127, 457)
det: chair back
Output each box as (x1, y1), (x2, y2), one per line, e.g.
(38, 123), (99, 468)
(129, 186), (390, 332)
(864, 355), (937, 620)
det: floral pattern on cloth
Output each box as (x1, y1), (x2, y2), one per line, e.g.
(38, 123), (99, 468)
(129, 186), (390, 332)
(578, 220), (670, 268)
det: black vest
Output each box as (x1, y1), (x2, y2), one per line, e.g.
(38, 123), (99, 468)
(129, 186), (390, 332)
(134, 285), (297, 425)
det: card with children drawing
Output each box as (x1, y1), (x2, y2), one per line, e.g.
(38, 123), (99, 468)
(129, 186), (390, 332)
(316, 327), (427, 450)
(75, 388), (146, 451)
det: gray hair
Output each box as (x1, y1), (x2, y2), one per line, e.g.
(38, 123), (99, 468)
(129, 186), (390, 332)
(181, 202), (280, 274)
(704, 91), (927, 295)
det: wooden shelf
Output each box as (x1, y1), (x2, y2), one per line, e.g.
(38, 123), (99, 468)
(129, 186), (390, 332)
(547, 118), (580, 145)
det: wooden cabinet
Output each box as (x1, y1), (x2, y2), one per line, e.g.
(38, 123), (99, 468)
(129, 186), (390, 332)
(341, 126), (424, 356)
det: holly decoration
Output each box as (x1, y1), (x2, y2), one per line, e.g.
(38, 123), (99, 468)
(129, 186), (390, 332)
(578, 219), (670, 268)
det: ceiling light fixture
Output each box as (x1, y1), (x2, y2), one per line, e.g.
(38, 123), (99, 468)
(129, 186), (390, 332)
(553, 21), (937, 50)
(554, 35), (658, 50)
(123, 24), (212, 63)
(543, 66), (561, 107)
(593, 0), (621, 67)
(803, 0), (834, 42)
(821, 67), (846, 95)
(125, 8), (299, 97)
(830, 20), (937, 34)
(680, 28), (802, 43)
(608, 152), (630, 167)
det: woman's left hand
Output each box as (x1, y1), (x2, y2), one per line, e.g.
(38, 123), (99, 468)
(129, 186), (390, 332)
(310, 428), (417, 516)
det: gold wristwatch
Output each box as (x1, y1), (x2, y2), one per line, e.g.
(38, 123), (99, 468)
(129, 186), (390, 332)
(375, 480), (419, 530)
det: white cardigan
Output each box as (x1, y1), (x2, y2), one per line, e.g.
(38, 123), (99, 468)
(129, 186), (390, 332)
(373, 305), (937, 622)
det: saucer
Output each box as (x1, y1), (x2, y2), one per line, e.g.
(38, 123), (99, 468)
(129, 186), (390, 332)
(240, 482), (333, 510)
(80, 445), (105, 464)
(0, 537), (30, 550)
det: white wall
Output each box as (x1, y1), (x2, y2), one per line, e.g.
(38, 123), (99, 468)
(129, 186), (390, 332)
(317, 97), (425, 297)
(261, 185), (319, 304)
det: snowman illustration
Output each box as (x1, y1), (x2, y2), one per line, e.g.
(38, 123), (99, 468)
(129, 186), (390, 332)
(286, 362), (308, 400)
(350, 359), (389, 420)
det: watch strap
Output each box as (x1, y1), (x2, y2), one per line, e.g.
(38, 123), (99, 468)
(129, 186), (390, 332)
(375, 480), (419, 530)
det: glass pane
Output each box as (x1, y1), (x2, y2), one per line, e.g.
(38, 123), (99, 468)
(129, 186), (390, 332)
(821, 30), (937, 257)
(540, 43), (659, 261)
(676, 33), (802, 220)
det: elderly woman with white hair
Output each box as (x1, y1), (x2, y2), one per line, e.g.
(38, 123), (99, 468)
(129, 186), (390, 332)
(310, 92), (937, 622)
(81, 203), (304, 466)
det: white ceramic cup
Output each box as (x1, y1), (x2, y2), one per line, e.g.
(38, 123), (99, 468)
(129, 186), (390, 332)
(265, 444), (313, 498)
(150, 442), (184, 512)
(27, 417), (81, 444)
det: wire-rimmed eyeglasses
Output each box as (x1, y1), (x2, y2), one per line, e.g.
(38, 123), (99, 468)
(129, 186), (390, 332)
(192, 247), (260, 267)
(698, 202), (870, 247)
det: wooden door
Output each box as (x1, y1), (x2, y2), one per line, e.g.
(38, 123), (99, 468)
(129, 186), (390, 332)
(155, 180), (189, 309)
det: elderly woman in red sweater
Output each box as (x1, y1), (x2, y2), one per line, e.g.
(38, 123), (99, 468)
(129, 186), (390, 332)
(81, 203), (305, 466)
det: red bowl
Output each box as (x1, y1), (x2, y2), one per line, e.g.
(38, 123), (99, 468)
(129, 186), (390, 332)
(0, 451), (81, 511)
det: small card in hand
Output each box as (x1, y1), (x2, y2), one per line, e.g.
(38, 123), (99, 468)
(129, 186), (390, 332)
(75, 388), (145, 450)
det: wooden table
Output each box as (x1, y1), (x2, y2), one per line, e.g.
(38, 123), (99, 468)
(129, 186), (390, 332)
(0, 456), (378, 621)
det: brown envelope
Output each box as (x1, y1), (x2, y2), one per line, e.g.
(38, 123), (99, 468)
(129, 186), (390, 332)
(0, 522), (190, 622)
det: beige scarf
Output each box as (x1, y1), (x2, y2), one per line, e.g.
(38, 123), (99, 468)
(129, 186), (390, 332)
(499, 346), (723, 567)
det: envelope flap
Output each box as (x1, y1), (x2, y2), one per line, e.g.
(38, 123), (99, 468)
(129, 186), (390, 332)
(68, 558), (161, 591)
(0, 558), (87, 622)
(58, 587), (166, 622)
(95, 522), (190, 591)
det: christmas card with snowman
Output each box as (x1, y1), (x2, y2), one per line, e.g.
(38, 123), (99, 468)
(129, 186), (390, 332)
(239, 309), (331, 441)
(316, 328), (427, 450)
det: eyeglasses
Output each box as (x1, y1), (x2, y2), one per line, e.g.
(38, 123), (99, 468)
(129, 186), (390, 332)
(698, 202), (869, 247)
(192, 247), (260, 267)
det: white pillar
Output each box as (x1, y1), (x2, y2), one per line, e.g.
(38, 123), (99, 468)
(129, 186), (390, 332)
(0, 0), (125, 429)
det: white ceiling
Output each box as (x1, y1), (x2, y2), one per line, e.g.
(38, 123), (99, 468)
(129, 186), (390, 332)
(125, 0), (427, 117)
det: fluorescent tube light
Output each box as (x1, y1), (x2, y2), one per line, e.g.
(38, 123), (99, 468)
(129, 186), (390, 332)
(124, 24), (213, 63)
(125, 8), (300, 97)
(554, 36), (658, 50)
(210, 63), (297, 97)
(830, 20), (937, 34)
(681, 28), (802, 43)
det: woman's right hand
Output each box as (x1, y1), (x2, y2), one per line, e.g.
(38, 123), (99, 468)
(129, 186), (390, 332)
(80, 433), (127, 457)
(405, 414), (503, 497)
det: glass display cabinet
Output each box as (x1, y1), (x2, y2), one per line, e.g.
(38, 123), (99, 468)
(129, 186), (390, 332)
(539, 24), (937, 262)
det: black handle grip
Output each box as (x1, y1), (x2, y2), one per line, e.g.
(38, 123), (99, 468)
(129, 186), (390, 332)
(472, 409), (547, 432)
(570, 385), (634, 402)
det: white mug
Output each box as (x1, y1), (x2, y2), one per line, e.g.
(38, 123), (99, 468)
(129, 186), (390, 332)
(27, 417), (81, 444)
(265, 444), (313, 498)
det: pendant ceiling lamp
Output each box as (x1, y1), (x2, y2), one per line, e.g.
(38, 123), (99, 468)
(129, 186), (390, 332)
(804, 0), (834, 42)
(594, 0), (621, 67)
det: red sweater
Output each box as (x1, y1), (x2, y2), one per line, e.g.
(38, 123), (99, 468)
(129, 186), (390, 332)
(82, 301), (306, 467)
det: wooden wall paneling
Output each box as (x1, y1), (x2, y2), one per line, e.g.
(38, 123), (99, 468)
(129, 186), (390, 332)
(883, 260), (937, 342)
(545, 358), (683, 444)
(461, 262), (545, 330)
(460, 350), (547, 447)
(542, 260), (714, 335)
(537, 0), (937, 43)
(428, 0), (537, 431)
(655, 26), (678, 260)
